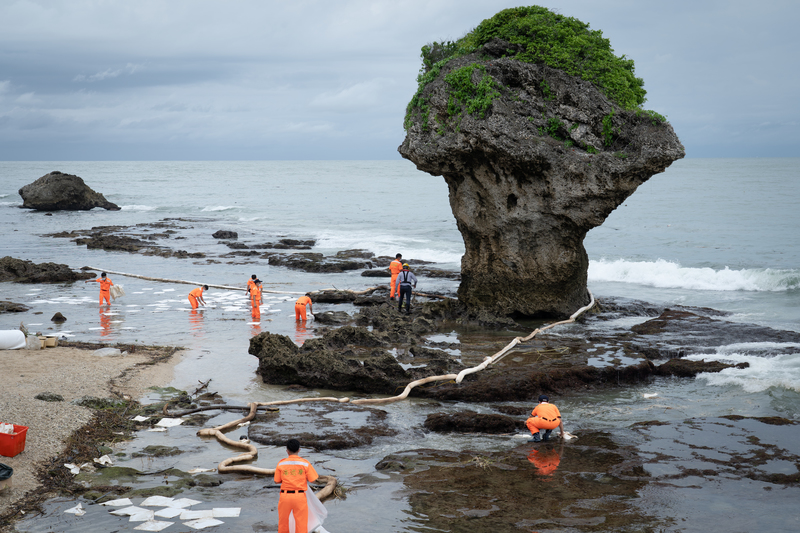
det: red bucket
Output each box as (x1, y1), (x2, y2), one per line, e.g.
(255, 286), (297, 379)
(0, 425), (28, 458)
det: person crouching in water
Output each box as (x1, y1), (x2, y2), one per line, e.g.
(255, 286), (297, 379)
(526, 394), (564, 442)
(188, 285), (208, 309)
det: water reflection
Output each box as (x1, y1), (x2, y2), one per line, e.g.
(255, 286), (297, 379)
(189, 309), (205, 335)
(99, 306), (112, 337)
(527, 443), (563, 477)
(294, 321), (313, 346)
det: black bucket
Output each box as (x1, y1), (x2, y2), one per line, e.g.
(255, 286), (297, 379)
(0, 463), (11, 490)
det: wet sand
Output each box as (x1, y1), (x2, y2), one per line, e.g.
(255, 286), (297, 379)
(0, 344), (181, 517)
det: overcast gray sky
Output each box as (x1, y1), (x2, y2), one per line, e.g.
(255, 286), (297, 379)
(1, 0), (797, 160)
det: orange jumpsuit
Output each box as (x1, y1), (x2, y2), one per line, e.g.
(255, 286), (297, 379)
(251, 285), (262, 307)
(247, 278), (257, 294)
(274, 454), (319, 533)
(295, 295), (312, 321)
(91, 277), (113, 305)
(389, 260), (403, 298)
(188, 287), (204, 309)
(251, 285), (262, 319)
(526, 402), (562, 433)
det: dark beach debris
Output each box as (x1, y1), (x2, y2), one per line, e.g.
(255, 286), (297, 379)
(51, 312), (66, 323)
(34, 392), (64, 402)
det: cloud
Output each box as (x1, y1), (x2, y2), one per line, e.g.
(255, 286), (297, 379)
(310, 78), (396, 111)
(73, 63), (142, 82)
(0, 0), (798, 159)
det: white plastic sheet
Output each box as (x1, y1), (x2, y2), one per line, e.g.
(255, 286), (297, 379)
(288, 490), (328, 533)
(0, 331), (26, 350)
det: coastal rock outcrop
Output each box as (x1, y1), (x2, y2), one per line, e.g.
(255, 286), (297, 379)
(18, 171), (120, 211)
(0, 256), (94, 283)
(399, 10), (684, 317)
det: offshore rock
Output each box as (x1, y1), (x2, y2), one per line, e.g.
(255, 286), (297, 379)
(18, 171), (120, 211)
(399, 41), (684, 317)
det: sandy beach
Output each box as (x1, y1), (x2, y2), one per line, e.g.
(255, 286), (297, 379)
(0, 343), (181, 519)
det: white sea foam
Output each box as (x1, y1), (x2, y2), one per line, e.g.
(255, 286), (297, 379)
(201, 205), (239, 212)
(314, 233), (463, 264)
(121, 205), (157, 211)
(686, 347), (800, 393)
(588, 258), (800, 292)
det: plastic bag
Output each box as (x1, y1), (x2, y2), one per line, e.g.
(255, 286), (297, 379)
(110, 284), (125, 301)
(288, 489), (328, 533)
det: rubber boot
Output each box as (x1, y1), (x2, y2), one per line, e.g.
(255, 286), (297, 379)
(528, 432), (541, 443)
(543, 429), (552, 442)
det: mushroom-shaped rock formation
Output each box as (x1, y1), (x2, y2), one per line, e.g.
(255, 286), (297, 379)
(399, 7), (684, 317)
(19, 171), (120, 211)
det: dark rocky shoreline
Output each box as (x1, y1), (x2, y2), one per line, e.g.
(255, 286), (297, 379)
(248, 296), (793, 407)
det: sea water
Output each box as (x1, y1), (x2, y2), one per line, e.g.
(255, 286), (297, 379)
(2, 158), (800, 531)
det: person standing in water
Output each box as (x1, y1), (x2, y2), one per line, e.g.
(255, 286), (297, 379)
(247, 274), (258, 295)
(251, 280), (262, 320)
(274, 438), (319, 533)
(85, 272), (113, 305)
(188, 285), (208, 309)
(295, 293), (313, 321)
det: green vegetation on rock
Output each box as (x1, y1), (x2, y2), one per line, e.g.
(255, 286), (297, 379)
(445, 64), (500, 119)
(405, 5), (662, 130)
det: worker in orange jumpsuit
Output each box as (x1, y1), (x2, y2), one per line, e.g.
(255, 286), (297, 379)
(274, 438), (319, 533)
(188, 285), (209, 309)
(85, 272), (113, 305)
(526, 394), (564, 442)
(247, 274), (258, 295)
(295, 293), (313, 321)
(251, 280), (262, 320)
(389, 253), (403, 299)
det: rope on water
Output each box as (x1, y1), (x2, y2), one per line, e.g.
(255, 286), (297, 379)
(196, 402), (339, 500)
(85, 266), (422, 298)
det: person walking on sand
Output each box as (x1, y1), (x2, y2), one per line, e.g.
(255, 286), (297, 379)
(85, 272), (113, 305)
(526, 394), (564, 442)
(396, 263), (417, 314)
(188, 285), (208, 309)
(295, 293), (313, 321)
(274, 438), (319, 533)
(389, 253), (403, 300)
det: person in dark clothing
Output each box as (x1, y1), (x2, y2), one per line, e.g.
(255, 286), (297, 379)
(395, 263), (417, 314)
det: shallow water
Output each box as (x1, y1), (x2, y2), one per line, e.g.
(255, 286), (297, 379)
(3, 159), (800, 531)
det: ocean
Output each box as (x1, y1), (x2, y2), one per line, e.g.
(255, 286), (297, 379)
(2, 158), (799, 531)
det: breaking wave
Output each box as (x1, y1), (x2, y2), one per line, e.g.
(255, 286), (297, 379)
(589, 258), (800, 292)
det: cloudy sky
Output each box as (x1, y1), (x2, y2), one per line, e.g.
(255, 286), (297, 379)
(1, 0), (797, 160)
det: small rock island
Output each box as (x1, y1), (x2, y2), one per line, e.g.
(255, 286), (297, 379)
(19, 171), (120, 211)
(399, 6), (684, 317)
